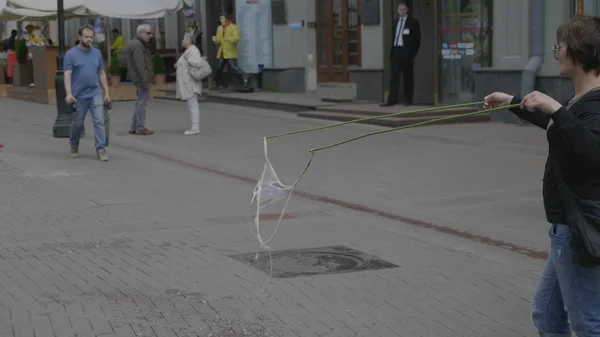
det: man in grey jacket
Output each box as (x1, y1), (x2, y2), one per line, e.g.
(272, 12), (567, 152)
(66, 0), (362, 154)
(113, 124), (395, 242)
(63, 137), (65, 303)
(127, 24), (154, 135)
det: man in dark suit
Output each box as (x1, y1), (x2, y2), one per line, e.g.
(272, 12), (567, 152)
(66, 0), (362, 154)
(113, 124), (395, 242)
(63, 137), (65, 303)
(381, 2), (421, 106)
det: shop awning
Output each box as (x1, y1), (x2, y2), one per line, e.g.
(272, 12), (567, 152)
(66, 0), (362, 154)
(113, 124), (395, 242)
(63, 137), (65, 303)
(6, 0), (193, 19)
(0, 0), (65, 20)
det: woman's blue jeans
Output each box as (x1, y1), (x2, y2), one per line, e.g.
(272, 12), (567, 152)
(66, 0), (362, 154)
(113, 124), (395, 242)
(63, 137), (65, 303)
(532, 223), (600, 336)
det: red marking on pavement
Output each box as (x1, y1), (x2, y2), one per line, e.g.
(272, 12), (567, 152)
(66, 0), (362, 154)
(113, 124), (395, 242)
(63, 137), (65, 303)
(118, 145), (548, 261)
(259, 213), (295, 221)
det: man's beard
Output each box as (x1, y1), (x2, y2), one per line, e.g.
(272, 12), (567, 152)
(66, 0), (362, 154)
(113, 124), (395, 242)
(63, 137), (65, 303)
(81, 41), (92, 48)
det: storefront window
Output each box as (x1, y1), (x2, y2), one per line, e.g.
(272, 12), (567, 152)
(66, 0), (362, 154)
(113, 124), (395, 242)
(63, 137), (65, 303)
(438, 0), (492, 104)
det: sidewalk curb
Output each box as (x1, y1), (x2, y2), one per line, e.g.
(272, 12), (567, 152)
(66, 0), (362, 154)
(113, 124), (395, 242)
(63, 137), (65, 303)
(155, 90), (492, 128)
(157, 90), (321, 113)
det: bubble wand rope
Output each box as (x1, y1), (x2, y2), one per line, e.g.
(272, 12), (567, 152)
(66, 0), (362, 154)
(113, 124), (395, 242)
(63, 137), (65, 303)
(265, 100), (487, 140)
(251, 103), (520, 252)
(309, 104), (520, 152)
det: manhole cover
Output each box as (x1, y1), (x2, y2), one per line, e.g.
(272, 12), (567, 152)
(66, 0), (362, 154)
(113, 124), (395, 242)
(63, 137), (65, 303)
(229, 246), (398, 278)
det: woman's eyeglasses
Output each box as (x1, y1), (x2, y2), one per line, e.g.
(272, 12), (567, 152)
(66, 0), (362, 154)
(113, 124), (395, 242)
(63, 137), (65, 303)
(552, 45), (562, 59)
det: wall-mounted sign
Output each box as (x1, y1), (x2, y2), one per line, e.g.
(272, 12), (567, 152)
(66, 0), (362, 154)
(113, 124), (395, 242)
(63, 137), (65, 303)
(235, 0), (274, 73)
(289, 21), (303, 29)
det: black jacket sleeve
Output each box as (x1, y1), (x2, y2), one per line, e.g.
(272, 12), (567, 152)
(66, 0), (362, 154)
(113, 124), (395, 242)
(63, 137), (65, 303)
(552, 101), (600, 167)
(508, 96), (552, 129)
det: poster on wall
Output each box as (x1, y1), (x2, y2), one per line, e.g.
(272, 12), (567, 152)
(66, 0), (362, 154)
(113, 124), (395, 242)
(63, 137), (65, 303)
(93, 16), (106, 43)
(235, 0), (273, 73)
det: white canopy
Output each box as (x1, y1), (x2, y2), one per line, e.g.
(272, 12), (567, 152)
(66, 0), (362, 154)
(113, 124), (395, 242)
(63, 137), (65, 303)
(0, 0), (69, 21)
(7, 0), (193, 19)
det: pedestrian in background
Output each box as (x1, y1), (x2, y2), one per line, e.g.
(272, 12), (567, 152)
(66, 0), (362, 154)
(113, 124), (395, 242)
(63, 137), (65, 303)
(64, 24), (111, 162)
(175, 33), (205, 135)
(127, 24), (154, 135)
(381, 1), (421, 107)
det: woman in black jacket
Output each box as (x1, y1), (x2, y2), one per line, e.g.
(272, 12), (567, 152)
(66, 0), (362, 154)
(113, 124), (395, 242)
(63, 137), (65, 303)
(484, 16), (600, 337)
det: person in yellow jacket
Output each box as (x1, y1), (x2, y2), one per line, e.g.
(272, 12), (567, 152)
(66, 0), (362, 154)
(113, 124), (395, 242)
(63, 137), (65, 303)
(211, 13), (248, 88)
(110, 29), (125, 54)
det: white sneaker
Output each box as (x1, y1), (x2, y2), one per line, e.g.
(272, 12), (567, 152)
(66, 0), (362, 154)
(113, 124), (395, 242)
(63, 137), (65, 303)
(184, 129), (200, 135)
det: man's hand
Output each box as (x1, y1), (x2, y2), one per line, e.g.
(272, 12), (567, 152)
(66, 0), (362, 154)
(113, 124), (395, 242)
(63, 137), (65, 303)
(65, 95), (76, 104)
(103, 93), (111, 103)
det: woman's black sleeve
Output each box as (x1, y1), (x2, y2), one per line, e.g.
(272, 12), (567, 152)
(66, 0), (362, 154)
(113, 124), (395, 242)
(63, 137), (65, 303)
(507, 96), (552, 129)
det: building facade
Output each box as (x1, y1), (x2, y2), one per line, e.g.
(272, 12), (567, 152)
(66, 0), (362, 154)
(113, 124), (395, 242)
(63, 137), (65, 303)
(197, 0), (496, 105)
(6, 0), (585, 109)
(249, 0), (583, 108)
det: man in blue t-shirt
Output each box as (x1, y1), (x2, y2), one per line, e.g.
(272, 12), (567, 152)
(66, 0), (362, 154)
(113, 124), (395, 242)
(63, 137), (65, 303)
(64, 24), (111, 161)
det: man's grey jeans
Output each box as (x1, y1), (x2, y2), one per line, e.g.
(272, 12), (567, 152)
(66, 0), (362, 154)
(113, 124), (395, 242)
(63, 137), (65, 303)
(131, 84), (150, 132)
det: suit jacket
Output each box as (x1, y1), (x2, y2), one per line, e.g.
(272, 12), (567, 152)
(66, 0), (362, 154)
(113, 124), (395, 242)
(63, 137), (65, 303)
(390, 15), (421, 59)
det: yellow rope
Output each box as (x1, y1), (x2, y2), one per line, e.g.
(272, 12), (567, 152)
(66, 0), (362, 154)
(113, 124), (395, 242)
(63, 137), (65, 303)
(309, 104), (520, 152)
(265, 101), (489, 140)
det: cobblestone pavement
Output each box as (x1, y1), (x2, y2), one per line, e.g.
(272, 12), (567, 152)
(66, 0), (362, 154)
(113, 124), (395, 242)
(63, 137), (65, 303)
(0, 97), (548, 337)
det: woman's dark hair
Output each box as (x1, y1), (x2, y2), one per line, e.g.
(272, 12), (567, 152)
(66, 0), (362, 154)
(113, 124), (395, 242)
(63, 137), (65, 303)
(557, 16), (600, 75)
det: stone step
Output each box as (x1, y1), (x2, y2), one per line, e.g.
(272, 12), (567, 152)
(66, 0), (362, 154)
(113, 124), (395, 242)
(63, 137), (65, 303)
(296, 111), (490, 128)
(156, 89), (318, 112)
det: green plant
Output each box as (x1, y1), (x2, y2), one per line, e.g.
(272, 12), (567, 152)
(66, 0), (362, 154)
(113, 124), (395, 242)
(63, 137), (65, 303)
(108, 56), (120, 76)
(152, 55), (165, 75)
(14, 38), (28, 64)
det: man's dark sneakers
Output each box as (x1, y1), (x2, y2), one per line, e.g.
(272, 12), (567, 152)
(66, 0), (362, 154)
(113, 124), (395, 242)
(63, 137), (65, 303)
(129, 129), (154, 135)
(135, 129), (154, 135)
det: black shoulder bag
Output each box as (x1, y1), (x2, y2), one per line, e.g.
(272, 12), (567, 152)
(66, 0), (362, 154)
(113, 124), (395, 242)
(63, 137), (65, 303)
(551, 154), (600, 267)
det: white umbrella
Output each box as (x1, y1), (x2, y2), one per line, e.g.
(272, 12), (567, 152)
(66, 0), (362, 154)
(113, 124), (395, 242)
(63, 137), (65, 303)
(7, 0), (193, 19)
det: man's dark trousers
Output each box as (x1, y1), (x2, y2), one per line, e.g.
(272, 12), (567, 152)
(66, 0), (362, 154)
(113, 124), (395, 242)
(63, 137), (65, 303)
(388, 46), (414, 105)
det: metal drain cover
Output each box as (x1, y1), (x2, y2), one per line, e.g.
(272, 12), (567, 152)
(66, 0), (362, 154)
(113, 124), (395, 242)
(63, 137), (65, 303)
(229, 245), (398, 278)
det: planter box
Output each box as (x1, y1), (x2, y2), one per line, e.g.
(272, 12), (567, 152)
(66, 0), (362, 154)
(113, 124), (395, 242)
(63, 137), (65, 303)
(317, 82), (357, 102)
(31, 46), (58, 90)
(110, 76), (120, 87)
(155, 74), (165, 85)
(12, 63), (33, 87)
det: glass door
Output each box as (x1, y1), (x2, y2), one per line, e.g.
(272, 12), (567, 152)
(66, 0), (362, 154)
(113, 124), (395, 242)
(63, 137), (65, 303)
(438, 0), (492, 104)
